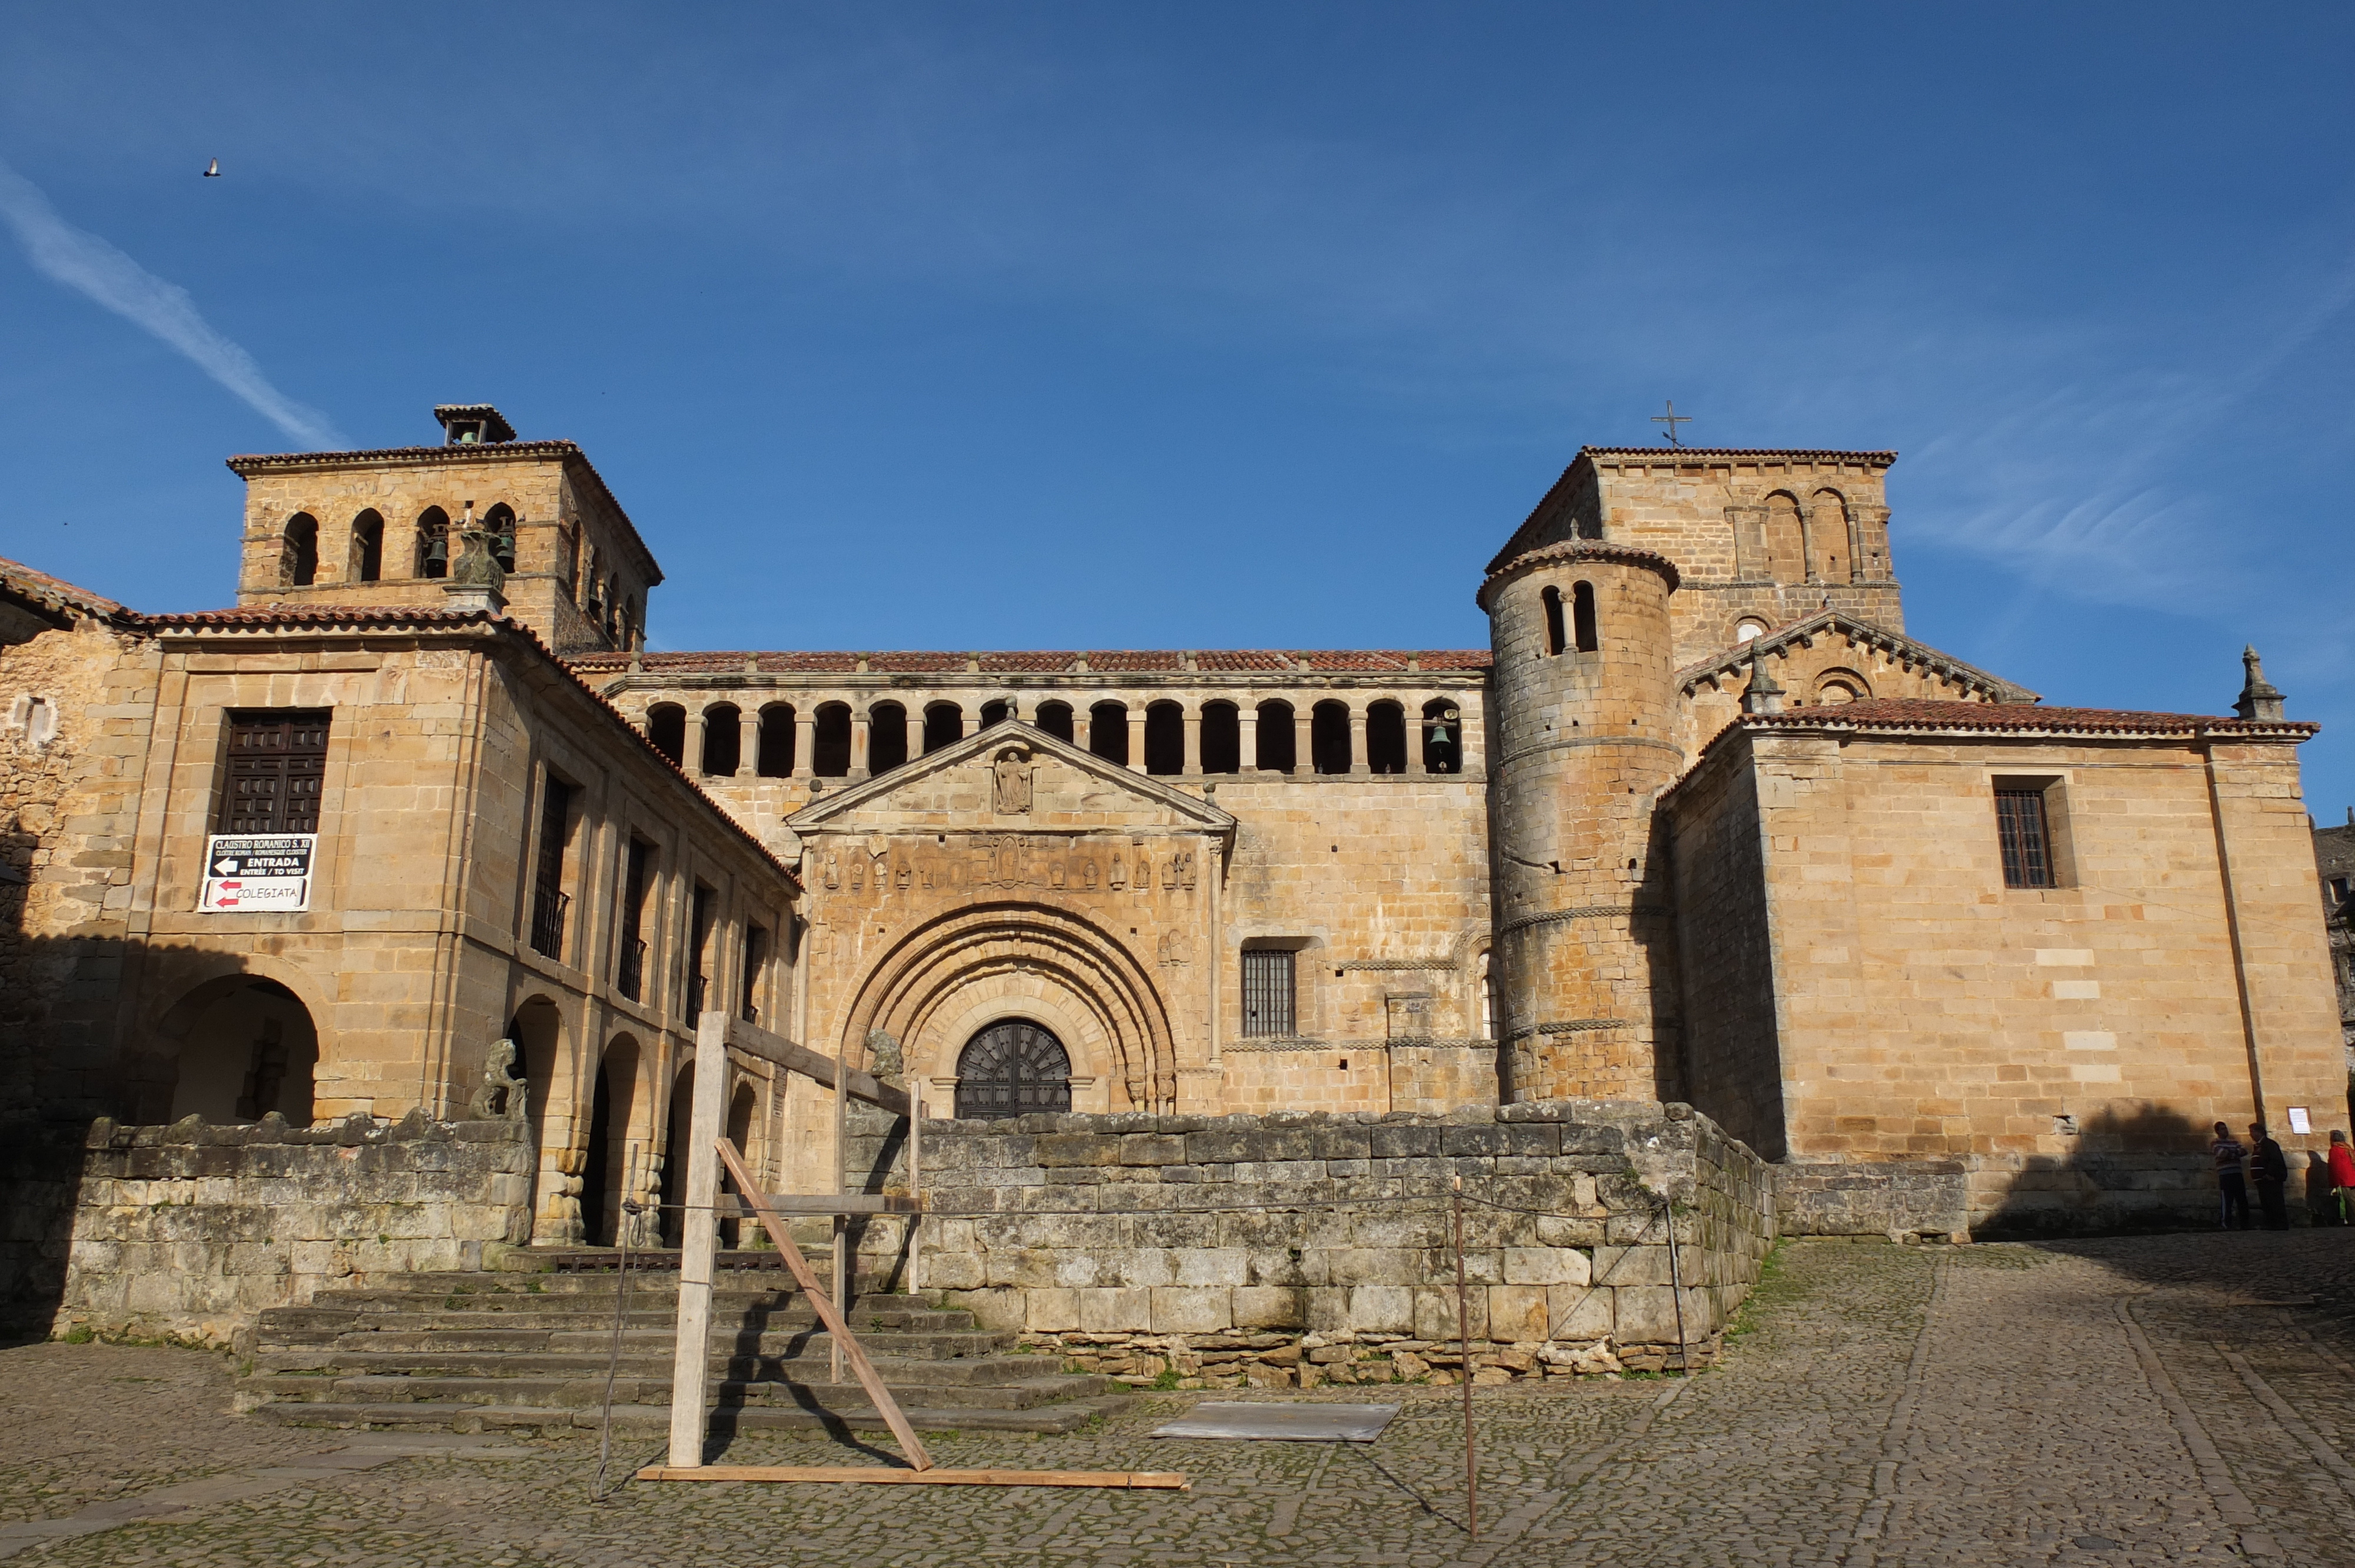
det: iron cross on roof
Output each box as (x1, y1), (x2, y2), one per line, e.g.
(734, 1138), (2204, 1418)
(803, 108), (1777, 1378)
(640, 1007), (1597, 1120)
(1653, 400), (1691, 449)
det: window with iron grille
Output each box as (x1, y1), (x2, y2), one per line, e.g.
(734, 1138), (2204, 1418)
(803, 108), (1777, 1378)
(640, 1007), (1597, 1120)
(616, 839), (653, 1001)
(686, 885), (714, 1016)
(740, 925), (766, 1025)
(529, 778), (572, 960)
(1242, 948), (1297, 1037)
(1995, 789), (2054, 888)
(216, 711), (331, 835)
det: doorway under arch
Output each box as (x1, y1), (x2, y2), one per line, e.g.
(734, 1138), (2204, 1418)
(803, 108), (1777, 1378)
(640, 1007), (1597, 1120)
(954, 1019), (1072, 1120)
(165, 976), (319, 1124)
(581, 1036), (641, 1247)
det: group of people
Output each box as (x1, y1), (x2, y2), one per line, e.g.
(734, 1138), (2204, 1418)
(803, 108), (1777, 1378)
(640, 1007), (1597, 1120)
(2211, 1122), (2355, 1229)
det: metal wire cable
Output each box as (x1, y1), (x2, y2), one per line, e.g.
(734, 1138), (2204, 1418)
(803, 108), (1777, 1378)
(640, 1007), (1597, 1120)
(589, 1201), (646, 1503)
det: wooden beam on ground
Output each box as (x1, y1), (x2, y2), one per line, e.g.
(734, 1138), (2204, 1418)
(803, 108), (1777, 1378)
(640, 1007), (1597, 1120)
(664, 1011), (732, 1470)
(715, 1137), (936, 1472)
(635, 1466), (1190, 1490)
(727, 1016), (910, 1117)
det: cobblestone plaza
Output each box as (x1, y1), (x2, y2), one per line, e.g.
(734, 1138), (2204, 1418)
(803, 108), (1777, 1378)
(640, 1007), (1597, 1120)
(10, 1234), (2355, 1567)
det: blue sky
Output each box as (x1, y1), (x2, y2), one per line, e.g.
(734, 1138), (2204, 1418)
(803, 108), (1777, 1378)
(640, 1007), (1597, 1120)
(3, 5), (2351, 811)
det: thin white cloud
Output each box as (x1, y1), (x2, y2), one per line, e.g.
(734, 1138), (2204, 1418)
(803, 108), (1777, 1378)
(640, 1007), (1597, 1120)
(0, 155), (344, 449)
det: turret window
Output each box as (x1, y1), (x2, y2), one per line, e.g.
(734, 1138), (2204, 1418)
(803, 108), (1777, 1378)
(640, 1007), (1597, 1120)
(281, 514), (319, 587)
(1572, 582), (1598, 653)
(1541, 586), (1567, 656)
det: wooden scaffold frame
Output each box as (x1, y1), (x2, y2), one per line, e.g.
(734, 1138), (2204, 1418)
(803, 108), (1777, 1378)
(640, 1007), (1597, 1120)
(635, 1012), (1186, 1491)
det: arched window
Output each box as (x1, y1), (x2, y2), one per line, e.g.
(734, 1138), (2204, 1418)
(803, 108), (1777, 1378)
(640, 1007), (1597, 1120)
(701, 703), (741, 776)
(645, 705), (686, 766)
(1810, 489), (1849, 583)
(1311, 700), (1352, 775)
(923, 702), (963, 755)
(1763, 491), (1806, 583)
(811, 703), (852, 777)
(1199, 702), (1240, 775)
(622, 596), (641, 652)
(581, 544), (602, 610)
(868, 702), (909, 773)
(416, 507), (451, 579)
(281, 514), (319, 587)
(1089, 702), (1129, 766)
(1366, 701), (1407, 774)
(1035, 702), (1074, 744)
(1541, 586), (1567, 656)
(350, 510), (384, 584)
(1734, 619), (1767, 644)
(1572, 581), (1598, 653)
(979, 699), (1011, 730)
(1255, 700), (1296, 773)
(1143, 701), (1184, 775)
(1421, 700), (1461, 775)
(954, 1019), (1072, 1120)
(482, 503), (518, 573)
(603, 576), (622, 642)
(757, 704), (795, 777)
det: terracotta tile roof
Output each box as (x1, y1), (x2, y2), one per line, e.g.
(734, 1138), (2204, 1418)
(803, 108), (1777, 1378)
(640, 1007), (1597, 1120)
(1580, 446), (1897, 464)
(223, 440), (662, 585)
(567, 649), (1493, 677)
(130, 604), (798, 888)
(1477, 541), (1682, 609)
(1747, 699), (2317, 738)
(0, 553), (125, 622)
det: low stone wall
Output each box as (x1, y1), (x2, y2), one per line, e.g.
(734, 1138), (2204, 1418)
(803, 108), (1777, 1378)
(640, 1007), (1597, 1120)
(894, 1100), (1774, 1383)
(1775, 1161), (1971, 1242)
(52, 1112), (533, 1347)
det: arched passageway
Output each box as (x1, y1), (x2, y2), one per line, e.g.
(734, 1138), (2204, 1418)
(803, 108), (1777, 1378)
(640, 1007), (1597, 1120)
(581, 1036), (641, 1247)
(659, 1059), (694, 1247)
(164, 976), (319, 1124)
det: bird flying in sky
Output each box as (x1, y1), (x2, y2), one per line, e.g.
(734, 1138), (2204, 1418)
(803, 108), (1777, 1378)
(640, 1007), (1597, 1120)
(203, 158), (220, 178)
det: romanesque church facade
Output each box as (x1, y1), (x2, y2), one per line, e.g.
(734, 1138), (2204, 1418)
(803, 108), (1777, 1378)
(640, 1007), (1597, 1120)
(2, 405), (2343, 1276)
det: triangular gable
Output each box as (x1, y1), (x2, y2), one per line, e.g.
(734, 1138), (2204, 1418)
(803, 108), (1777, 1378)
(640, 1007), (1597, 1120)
(1675, 610), (2039, 705)
(785, 719), (1237, 838)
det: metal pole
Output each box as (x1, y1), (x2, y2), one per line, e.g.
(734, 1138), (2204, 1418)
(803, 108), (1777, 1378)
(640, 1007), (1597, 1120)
(1452, 1173), (1477, 1542)
(1664, 1195), (1690, 1376)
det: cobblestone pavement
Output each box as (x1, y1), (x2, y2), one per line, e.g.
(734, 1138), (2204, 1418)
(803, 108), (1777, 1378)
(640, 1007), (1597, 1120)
(8, 1233), (2355, 1566)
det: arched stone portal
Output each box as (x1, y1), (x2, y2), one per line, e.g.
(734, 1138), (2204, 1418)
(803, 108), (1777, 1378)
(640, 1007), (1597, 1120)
(954, 1019), (1072, 1119)
(840, 903), (1176, 1114)
(161, 976), (319, 1124)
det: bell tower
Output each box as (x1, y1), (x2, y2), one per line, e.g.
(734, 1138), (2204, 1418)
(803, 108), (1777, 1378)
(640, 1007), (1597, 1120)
(1479, 540), (1684, 1102)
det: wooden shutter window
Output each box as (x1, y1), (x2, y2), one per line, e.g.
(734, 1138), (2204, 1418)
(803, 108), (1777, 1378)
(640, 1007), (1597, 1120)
(217, 711), (331, 835)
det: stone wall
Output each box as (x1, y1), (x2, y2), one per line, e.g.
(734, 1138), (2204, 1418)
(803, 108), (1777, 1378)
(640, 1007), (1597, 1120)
(1774, 1161), (1970, 1241)
(888, 1101), (1773, 1384)
(51, 1113), (534, 1347)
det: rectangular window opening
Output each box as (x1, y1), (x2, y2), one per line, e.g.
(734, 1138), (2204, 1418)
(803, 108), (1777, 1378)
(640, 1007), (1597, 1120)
(1241, 948), (1298, 1038)
(1995, 788), (2055, 889)
(529, 776), (573, 961)
(216, 710), (332, 835)
(617, 839), (653, 1001)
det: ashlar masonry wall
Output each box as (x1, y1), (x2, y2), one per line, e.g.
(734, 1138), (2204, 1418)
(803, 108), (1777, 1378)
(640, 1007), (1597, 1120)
(898, 1101), (1773, 1384)
(52, 1113), (534, 1347)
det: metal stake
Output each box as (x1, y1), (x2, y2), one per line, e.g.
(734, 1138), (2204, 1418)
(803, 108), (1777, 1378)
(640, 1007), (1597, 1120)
(1452, 1173), (1477, 1541)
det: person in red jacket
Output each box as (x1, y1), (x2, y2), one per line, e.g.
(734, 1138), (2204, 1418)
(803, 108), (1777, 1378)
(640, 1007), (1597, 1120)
(2328, 1131), (2355, 1226)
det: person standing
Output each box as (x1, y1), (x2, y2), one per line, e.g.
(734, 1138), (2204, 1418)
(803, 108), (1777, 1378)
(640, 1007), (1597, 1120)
(2329, 1131), (2355, 1226)
(2211, 1122), (2251, 1231)
(2248, 1122), (2290, 1231)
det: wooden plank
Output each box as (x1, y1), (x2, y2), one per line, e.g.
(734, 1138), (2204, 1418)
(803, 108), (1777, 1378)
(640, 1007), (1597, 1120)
(714, 1137), (936, 1473)
(907, 1082), (922, 1296)
(665, 1011), (732, 1470)
(728, 1016), (910, 1117)
(635, 1466), (1190, 1490)
(712, 1194), (920, 1217)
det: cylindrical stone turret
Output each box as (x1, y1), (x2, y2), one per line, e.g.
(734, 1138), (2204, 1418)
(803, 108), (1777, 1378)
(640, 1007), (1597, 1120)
(1478, 542), (1683, 1102)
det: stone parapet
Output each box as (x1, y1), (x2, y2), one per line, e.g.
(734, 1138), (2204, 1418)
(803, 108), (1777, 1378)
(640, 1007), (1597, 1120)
(1774, 1161), (1970, 1242)
(893, 1100), (1773, 1380)
(48, 1112), (535, 1347)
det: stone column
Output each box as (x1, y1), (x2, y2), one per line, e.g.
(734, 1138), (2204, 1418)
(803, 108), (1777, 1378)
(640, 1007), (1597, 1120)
(686, 708), (709, 776)
(791, 713), (815, 779)
(1126, 706), (1146, 773)
(905, 710), (924, 762)
(1457, 698), (1484, 776)
(1292, 707), (1310, 776)
(1407, 696), (1427, 776)
(738, 709), (758, 778)
(1348, 703), (1369, 776)
(850, 712), (871, 779)
(1242, 705), (1260, 772)
(1182, 705), (1202, 776)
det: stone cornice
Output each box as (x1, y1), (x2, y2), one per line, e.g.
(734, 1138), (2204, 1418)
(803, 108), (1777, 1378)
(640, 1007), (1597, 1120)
(1474, 541), (1681, 611)
(1676, 610), (2038, 704)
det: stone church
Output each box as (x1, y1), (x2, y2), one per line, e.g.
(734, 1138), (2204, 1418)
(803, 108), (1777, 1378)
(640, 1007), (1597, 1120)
(3, 404), (2345, 1333)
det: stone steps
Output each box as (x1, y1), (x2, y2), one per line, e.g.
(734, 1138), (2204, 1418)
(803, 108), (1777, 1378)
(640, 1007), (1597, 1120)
(238, 1266), (1119, 1437)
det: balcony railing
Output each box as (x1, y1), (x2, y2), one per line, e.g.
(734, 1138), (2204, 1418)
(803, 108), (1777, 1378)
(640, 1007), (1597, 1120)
(617, 938), (647, 1001)
(529, 885), (570, 961)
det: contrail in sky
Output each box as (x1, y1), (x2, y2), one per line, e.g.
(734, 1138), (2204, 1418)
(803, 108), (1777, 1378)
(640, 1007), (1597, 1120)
(0, 155), (345, 449)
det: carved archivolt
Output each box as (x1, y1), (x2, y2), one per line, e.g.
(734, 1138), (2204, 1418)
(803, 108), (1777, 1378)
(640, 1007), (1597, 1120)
(838, 902), (1178, 1112)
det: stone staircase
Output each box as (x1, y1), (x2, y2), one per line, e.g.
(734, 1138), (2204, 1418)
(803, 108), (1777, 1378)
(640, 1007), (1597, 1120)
(236, 1250), (1122, 1437)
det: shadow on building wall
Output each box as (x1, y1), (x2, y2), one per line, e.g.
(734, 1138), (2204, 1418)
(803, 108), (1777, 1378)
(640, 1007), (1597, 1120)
(0, 920), (115, 1341)
(1976, 1102), (2345, 1239)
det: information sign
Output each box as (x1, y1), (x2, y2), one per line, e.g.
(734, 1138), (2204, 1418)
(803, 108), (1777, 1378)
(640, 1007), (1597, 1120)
(198, 833), (317, 912)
